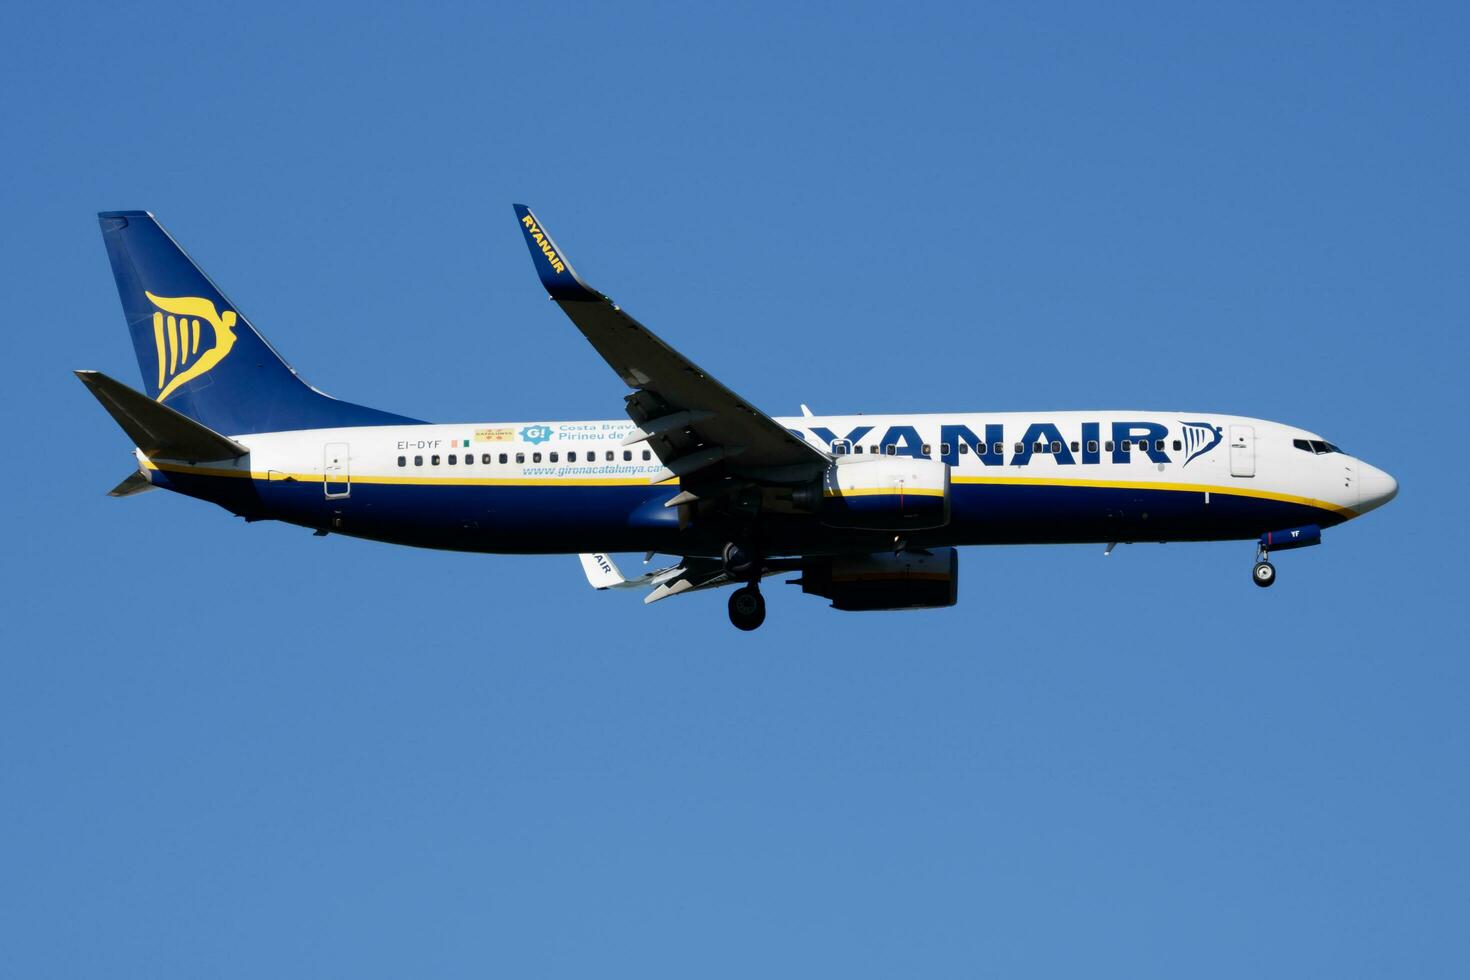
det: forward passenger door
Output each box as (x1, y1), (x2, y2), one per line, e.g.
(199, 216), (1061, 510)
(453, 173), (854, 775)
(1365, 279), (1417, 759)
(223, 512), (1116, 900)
(1229, 426), (1255, 478)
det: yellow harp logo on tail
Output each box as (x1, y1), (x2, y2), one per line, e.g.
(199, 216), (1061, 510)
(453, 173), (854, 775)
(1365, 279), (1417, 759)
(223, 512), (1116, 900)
(145, 292), (238, 402)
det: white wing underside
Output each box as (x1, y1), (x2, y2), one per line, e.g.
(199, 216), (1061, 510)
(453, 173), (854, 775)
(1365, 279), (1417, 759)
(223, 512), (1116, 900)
(578, 553), (778, 604)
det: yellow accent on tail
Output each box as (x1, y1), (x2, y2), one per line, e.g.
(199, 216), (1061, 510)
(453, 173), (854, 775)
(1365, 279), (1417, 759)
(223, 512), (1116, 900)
(145, 292), (238, 402)
(152, 313), (165, 389)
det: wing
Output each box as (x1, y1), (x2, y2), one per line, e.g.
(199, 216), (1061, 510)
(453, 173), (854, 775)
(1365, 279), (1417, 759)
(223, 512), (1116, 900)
(514, 205), (828, 486)
(577, 553), (798, 604)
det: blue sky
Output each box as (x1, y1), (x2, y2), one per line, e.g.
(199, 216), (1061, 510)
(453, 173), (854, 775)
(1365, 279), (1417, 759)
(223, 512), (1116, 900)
(3, 2), (1467, 976)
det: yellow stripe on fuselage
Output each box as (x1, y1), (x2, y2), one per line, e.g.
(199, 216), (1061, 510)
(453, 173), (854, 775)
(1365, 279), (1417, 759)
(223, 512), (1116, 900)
(138, 460), (1355, 517)
(141, 459), (678, 487)
(825, 487), (948, 498)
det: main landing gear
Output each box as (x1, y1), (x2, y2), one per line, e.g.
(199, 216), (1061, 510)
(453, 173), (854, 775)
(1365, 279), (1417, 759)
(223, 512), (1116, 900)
(724, 540), (766, 630)
(1253, 541), (1276, 588)
(728, 585), (766, 631)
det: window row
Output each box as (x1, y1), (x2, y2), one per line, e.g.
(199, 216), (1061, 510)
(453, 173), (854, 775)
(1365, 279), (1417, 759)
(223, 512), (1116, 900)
(397, 448), (654, 467)
(831, 439), (1185, 457)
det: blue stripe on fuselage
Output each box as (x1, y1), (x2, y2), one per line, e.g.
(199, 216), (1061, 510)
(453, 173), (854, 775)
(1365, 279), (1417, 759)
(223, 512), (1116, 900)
(147, 470), (1349, 554)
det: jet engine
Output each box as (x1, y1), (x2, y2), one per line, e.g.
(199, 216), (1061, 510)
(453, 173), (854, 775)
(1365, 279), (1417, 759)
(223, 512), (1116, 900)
(797, 547), (958, 611)
(818, 455), (950, 530)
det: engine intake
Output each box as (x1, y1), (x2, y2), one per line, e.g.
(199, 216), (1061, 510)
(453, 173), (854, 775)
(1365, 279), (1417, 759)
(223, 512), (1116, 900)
(798, 547), (959, 611)
(819, 455), (950, 530)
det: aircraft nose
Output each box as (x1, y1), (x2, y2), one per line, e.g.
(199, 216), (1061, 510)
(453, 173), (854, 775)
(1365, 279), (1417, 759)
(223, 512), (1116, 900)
(1357, 461), (1399, 513)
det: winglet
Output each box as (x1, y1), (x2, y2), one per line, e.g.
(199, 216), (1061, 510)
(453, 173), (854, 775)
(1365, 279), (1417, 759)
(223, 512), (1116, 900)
(513, 204), (600, 302)
(580, 553), (629, 590)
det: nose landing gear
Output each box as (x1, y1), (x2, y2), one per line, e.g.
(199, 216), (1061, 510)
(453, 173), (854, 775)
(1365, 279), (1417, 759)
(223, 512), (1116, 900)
(1251, 526), (1324, 588)
(1252, 541), (1277, 588)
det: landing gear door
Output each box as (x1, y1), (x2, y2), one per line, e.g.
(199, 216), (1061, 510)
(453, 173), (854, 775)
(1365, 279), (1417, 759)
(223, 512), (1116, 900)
(1229, 425), (1255, 478)
(324, 442), (351, 498)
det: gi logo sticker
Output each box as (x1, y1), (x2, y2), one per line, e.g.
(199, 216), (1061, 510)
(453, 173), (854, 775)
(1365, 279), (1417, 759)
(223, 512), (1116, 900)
(520, 424), (553, 445)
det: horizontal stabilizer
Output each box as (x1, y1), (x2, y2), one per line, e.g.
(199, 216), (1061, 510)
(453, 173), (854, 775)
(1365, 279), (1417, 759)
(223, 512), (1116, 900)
(108, 470), (157, 497)
(76, 370), (248, 461)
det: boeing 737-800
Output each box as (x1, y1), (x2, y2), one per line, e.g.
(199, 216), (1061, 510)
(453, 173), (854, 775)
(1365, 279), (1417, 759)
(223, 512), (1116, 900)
(79, 207), (1398, 630)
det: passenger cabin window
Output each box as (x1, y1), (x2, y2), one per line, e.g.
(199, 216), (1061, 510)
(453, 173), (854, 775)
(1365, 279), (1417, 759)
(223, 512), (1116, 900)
(1172, 440), (1182, 451)
(885, 445), (897, 456)
(992, 442), (1004, 455)
(1155, 440), (1165, 451)
(448, 454), (457, 465)
(1087, 440), (1098, 453)
(414, 455), (423, 466)
(549, 452), (559, 463)
(1014, 442), (1024, 454)
(922, 444), (932, 456)
(1070, 441), (1079, 452)
(515, 452), (525, 464)
(1120, 440), (1131, 451)
(397, 455), (406, 467)
(532, 452), (542, 463)
(431, 454), (441, 465)
(958, 443), (969, 455)
(1105, 441), (1115, 452)
(642, 449), (652, 461)
(1050, 441), (1062, 454)
(623, 450), (632, 461)
(499, 453), (508, 464)
(606, 451), (615, 461)
(482, 453), (492, 464)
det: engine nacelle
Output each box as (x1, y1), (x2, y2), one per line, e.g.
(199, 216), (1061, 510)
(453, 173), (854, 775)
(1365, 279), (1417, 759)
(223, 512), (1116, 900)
(799, 548), (959, 611)
(819, 455), (950, 530)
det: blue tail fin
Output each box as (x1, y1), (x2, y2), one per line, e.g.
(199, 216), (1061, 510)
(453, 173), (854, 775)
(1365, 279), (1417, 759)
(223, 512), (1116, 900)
(97, 211), (422, 434)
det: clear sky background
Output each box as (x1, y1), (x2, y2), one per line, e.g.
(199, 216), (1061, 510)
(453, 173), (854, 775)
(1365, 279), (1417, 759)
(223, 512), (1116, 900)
(2, 2), (1467, 976)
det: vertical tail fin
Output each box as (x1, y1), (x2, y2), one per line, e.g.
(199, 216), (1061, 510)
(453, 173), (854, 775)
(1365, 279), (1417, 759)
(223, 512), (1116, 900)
(97, 211), (420, 434)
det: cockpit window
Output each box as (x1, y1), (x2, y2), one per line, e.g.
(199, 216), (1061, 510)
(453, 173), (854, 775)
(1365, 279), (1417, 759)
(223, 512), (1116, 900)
(1294, 438), (1344, 455)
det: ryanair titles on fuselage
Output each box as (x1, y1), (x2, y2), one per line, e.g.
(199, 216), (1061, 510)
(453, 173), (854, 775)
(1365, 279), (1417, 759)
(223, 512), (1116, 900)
(385, 418), (1225, 468)
(804, 420), (1224, 468)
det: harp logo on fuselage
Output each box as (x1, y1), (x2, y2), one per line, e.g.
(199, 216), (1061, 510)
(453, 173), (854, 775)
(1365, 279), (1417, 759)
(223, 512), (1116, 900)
(146, 291), (238, 402)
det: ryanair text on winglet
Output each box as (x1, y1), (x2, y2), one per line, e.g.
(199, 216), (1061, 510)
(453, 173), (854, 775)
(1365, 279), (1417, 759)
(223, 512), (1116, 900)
(521, 215), (567, 274)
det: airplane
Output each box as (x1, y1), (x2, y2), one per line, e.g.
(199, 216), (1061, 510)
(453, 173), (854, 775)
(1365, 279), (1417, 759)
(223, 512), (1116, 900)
(79, 207), (1398, 630)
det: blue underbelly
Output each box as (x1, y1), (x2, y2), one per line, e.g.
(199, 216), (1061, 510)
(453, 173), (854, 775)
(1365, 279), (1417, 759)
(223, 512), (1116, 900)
(154, 472), (1347, 554)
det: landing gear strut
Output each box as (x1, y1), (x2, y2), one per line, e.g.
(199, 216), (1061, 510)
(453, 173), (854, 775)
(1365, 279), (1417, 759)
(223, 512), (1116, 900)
(728, 585), (766, 631)
(722, 542), (756, 577)
(1253, 542), (1276, 588)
